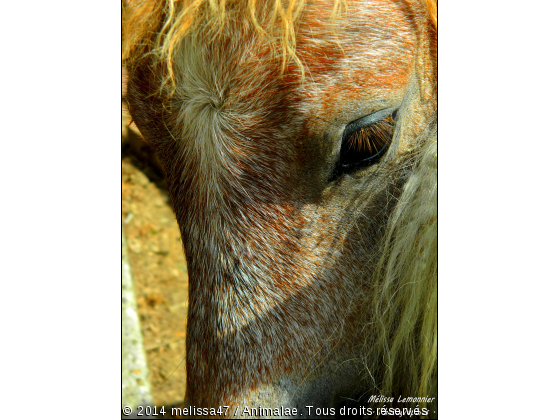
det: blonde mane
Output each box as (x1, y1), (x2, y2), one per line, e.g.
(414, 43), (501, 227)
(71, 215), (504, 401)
(364, 124), (437, 415)
(122, 0), (335, 89)
(123, 0), (436, 91)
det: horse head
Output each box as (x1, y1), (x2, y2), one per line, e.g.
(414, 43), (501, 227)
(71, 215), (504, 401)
(124, 0), (437, 417)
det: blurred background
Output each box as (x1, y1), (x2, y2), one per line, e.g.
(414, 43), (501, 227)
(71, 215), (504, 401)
(122, 85), (188, 418)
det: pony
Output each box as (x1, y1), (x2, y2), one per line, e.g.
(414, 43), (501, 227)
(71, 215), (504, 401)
(123, 0), (437, 417)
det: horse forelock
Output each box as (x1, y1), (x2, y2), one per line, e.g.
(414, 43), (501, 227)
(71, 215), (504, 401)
(123, 0), (436, 94)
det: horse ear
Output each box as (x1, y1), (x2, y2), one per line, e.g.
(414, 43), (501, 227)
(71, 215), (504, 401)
(416, 3), (437, 104)
(425, 0), (437, 27)
(122, 66), (143, 145)
(122, 66), (128, 100)
(122, 67), (131, 140)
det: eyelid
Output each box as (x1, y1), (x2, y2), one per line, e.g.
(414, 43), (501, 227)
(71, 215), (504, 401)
(341, 106), (399, 141)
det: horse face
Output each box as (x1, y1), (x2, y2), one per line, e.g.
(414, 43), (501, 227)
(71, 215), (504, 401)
(126, 0), (436, 415)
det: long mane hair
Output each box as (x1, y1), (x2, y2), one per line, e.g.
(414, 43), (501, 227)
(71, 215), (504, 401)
(365, 123), (437, 413)
(123, 0), (436, 89)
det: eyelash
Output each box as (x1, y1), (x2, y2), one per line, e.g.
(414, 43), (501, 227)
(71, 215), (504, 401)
(342, 115), (395, 162)
(338, 114), (396, 172)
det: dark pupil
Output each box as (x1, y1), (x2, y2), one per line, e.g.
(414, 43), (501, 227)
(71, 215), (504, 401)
(339, 110), (396, 172)
(340, 121), (393, 167)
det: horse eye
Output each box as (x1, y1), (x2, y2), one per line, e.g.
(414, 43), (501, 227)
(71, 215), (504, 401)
(334, 108), (397, 178)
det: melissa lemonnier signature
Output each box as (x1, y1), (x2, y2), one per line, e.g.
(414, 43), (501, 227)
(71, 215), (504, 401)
(368, 394), (436, 404)
(367, 395), (436, 417)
